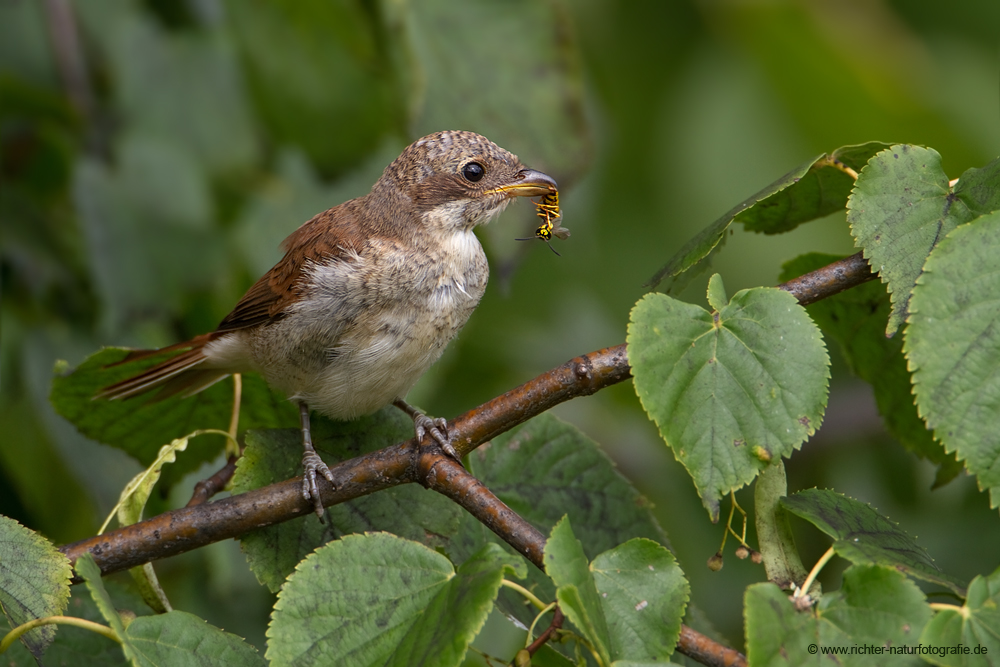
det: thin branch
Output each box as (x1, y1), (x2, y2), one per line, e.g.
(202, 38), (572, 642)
(185, 455), (239, 507)
(522, 606), (564, 660)
(57, 252), (874, 667)
(777, 251), (874, 305)
(678, 625), (747, 667)
(422, 455), (548, 568)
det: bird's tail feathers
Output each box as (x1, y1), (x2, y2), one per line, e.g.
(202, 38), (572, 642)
(95, 334), (228, 402)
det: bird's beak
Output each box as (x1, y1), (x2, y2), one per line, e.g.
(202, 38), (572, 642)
(488, 169), (558, 198)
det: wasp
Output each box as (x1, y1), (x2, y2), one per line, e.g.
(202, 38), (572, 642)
(517, 191), (569, 255)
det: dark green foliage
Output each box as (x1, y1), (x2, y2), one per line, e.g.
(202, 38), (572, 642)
(4, 1), (1000, 663)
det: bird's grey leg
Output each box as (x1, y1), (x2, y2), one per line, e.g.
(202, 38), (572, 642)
(393, 398), (458, 459)
(298, 401), (334, 519)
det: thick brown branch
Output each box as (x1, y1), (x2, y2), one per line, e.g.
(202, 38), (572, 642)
(58, 344), (629, 576)
(450, 343), (631, 458)
(60, 444), (415, 577)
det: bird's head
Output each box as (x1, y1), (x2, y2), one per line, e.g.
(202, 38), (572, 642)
(376, 130), (558, 233)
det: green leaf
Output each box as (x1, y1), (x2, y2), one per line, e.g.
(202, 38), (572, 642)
(0, 516), (72, 660)
(78, 554), (266, 667)
(530, 645), (577, 667)
(954, 155), (1000, 217)
(591, 538), (688, 663)
(920, 565), (1000, 666)
(780, 489), (965, 595)
(753, 461), (810, 592)
(904, 212), (1000, 510)
(233, 408), (463, 592)
(544, 517), (612, 667)
(628, 281), (830, 519)
(647, 143), (888, 289)
(223, 0), (394, 175)
(706, 273), (728, 312)
(266, 531), (449, 666)
(384, 544), (522, 667)
(51, 347), (296, 488)
(847, 144), (975, 336)
(466, 414), (667, 553)
(737, 142), (890, 234)
(745, 564), (930, 667)
(108, 433), (200, 532)
(819, 565), (931, 659)
(76, 553), (127, 641)
(779, 254), (952, 480)
(106, 433), (207, 614)
(399, 0), (591, 186)
(541, 524), (688, 666)
(267, 533), (515, 667)
(40, 580), (152, 667)
(455, 414), (668, 631)
(646, 157), (816, 289)
(230, 428), (327, 593)
(124, 611), (266, 667)
(124, 564), (170, 618)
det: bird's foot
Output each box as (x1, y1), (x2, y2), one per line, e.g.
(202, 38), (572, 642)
(394, 398), (459, 460)
(301, 449), (335, 519)
(297, 401), (333, 520)
(413, 412), (458, 458)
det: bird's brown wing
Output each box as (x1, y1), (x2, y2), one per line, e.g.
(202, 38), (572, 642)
(216, 202), (367, 333)
(97, 201), (370, 401)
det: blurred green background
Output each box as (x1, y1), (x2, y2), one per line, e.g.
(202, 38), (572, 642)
(3, 0), (999, 656)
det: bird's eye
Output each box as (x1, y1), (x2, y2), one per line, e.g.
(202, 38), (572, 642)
(462, 162), (485, 182)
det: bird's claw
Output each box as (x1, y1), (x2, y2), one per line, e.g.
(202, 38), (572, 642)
(301, 450), (334, 519)
(413, 413), (459, 459)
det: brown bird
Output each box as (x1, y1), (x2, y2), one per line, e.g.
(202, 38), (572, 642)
(97, 131), (558, 517)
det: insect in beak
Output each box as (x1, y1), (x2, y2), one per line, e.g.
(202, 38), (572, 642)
(515, 191), (570, 256)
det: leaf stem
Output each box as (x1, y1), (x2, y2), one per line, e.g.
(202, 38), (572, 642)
(227, 374), (242, 454)
(720, 491), (751, 555)
(0, 616), (120, 653)
(500, 579), (548, 611)
(797, 546), (835, 602)
(928, 602), (967, 615)
(524, 602), (557, 646)
(726, 491), (750, 546)
(574, 633), (607, 667)
(718, 493), (735, 554)
(817, 155), (859, 180)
